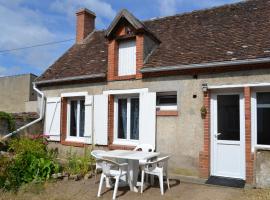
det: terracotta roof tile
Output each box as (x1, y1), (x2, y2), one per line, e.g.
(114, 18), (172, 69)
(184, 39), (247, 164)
(37, 0), (270, 81)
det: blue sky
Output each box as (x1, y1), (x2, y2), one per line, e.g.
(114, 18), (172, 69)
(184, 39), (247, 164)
(0, 0), (241, 77)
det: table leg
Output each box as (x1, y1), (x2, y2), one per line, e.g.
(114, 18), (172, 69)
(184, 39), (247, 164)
(128, 160), (139, 192)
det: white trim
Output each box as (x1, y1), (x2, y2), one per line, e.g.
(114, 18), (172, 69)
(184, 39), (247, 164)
(103, 88), (148, 95)
(156, 105), (177, 111)
(208, 82), (270, 89)
(66, 98), (85, 141)
(61, 92), (88, 97)
(251, 90), (270, 151)
(210, 92), (245, 179)
(113, 96), (140, 145)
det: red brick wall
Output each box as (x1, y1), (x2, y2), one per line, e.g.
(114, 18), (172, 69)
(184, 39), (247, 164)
(107, 25), (143, 81)
(136, 34), (144, 79)
(244, 87), (254, 184)
(108, 95), (114, 145)
(199, 91), (211, 178)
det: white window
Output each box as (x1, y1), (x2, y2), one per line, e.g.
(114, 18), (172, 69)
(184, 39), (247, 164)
(156, 91), (177, 111)
(254, 92), (270, 147)
(114, 95), (139, 145)
(118, 39), (136, 76)
(66, 98), (85, 142)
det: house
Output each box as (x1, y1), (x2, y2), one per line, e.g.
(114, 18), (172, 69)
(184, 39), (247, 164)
(0, 73), (38, 113)
(35, 0), (270, 185)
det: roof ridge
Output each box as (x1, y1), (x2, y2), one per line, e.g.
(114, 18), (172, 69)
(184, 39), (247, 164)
(143, 0), (253, 23)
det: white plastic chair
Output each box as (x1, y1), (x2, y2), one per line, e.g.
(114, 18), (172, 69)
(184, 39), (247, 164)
(134, 144), (154, 152)
(97, 159), (128, 200)
(91, 150), (106, 183)
(141, 156), (170, 195)
(134, 144), (155, 165)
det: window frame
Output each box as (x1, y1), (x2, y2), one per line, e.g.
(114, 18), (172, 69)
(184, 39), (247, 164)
(251, 89), (270, 151)
(117, 39), (136, 76)
(66, 97), (86, 143)
(156, 91), (178, 111)
(113, 94), (140, 146)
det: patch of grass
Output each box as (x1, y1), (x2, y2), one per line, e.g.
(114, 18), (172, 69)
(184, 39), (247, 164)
(173, 168), (199, 177)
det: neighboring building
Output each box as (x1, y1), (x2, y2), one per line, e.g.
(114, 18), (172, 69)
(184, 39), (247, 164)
(0, 74), (38, 113)
(35, 0), (270, 186)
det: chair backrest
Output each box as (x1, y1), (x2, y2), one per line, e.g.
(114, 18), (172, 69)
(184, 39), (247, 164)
(91, 150), (106, 159)
(144, 156), (170, 171)
(134, 144), (154, 152)
(96, 158), (126, 176)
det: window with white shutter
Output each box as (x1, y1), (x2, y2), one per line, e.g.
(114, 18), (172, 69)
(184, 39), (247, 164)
(118, 39), (136, 76)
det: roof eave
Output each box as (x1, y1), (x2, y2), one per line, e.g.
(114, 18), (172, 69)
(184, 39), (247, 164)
(141, 57), (270, 73)
(35, 73), (106, 85)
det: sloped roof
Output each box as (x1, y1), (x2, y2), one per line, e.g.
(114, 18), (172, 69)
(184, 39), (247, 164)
(37, 0), (270, 82)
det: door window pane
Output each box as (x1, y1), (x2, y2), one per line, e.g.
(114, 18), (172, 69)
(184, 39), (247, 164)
(118, 99), (127, 139)
(70, 100), (77, 137)
(130, 98), (139, 140)
(217, 95), (240, 141)
(79, 100), (85, 137)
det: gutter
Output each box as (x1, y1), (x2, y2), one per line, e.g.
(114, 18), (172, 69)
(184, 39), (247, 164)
(2, 83), (45, 140)
(35, 73), (106, 85)
(140, 57), (270, 73)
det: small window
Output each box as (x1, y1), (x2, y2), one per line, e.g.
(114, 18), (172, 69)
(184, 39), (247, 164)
(256, 92), (270, 145)
(156, 91), (177, 111)
(67, 98), (85, 140)
(118, 39), (136, 76)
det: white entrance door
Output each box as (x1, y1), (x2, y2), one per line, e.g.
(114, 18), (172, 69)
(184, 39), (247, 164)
(211, 93), (245, 179)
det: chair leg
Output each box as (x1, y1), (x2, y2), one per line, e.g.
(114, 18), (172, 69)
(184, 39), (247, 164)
(150, 175), (154, 186)
(97, 173), (105, 197)
(167, 177), (170, 190)
(94, 169), (97, 184)
(159, 174), (164, 195)
(113, 176), (120, 200)
(141, 170), (145, 194)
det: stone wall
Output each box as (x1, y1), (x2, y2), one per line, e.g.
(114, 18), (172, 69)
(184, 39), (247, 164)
(0, 112), (43, 138)
(256, 150), (270, 188)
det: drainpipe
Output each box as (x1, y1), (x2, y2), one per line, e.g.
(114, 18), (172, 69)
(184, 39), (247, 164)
(2, 83), (45, 140)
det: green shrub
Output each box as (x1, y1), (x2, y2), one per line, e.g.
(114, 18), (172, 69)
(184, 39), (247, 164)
(0, 137), (59, 191)
(65, 147), (94, 176)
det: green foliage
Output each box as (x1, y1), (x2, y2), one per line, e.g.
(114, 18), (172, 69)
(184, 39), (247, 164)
(0, 111), (15, 132)
(0, 137), (59, 191)
(64, 147), (94, 176)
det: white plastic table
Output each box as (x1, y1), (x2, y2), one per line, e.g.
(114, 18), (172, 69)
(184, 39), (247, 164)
(98, 150), (160, 192)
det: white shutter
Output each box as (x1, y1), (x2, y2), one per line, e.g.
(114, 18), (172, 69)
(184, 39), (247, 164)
(84, 95), (93, 144)
(139, 92), (156, 149)
(94, 94), (108, 145)
(45, 97), (61, 141)
(118, 40), (136, 76)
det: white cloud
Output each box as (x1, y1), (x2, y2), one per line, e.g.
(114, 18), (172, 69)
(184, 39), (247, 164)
(158, 0), (177, 16)
(50, 0), (116, 27)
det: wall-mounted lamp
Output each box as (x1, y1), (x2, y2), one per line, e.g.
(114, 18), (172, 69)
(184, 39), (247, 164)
(202, 83), (208, 92)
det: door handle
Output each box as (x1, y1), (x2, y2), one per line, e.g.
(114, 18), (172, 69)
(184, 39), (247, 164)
(214, 133), (222, 138)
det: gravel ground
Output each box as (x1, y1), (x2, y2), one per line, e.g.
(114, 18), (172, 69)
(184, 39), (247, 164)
(0, 177), (251, 200)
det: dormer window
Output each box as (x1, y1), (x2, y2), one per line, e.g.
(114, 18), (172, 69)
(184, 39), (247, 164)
(118, 39), (136, 76)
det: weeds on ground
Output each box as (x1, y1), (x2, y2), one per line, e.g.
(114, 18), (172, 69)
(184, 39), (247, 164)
(0, 136), (59, 191)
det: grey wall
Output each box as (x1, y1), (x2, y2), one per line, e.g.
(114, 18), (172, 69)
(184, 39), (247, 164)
(41, 68), (270, 176)
(0, 74), (37, 113)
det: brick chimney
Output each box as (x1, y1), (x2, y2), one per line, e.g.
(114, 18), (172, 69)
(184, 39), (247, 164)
(76, 8), (96, 43)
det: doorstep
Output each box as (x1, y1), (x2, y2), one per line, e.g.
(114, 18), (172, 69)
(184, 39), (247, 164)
(170, 173), (254, 189)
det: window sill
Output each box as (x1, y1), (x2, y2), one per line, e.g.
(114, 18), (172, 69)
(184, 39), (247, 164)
(156, 110), (178, 116)
(61, 141), (86, 147)
(111, 75), (136, 81)
(109, 144), (135, 150)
